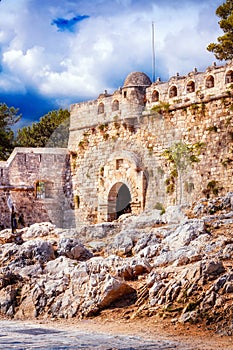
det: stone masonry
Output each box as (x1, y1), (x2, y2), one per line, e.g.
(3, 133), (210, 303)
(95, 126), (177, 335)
(0, 62), (233, 228)
(0, 148), (75, 229)
(69, 62), (233, 227)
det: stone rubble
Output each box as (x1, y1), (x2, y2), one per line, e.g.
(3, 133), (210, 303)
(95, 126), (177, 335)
(0, 193), (233, 335)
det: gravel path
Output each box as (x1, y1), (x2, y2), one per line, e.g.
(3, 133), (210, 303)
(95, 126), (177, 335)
(0, 320), (197, 350)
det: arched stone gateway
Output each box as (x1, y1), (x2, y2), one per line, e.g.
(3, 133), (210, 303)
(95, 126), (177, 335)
(97, 151), (147, 222)
(108, 182), (132, 221)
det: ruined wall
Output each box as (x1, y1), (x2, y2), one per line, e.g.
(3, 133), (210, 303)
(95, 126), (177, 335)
(0, 148), (75, 229)
(69, 63), (233, 225)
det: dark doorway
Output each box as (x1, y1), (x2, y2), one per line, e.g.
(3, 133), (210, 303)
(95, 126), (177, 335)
(108, 182), (132, 221)
(116, 184), (131, 219)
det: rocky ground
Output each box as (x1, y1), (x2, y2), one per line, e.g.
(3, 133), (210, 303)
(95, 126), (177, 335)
(0, 192), (233, 340)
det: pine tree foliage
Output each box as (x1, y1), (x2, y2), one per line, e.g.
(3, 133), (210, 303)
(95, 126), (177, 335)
(207, 0), (233, 60)
(16, 109), (70, 148)
(0, 103), (21, 160)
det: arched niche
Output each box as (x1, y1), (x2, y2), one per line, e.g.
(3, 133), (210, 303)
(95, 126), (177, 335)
(225, 70), (233, 84)
(186, 81), (195, 93)
(98, 102), (104, 114)
(169, 85), (178, 98)
(205, 75), (214, 88)
(152, 90), (159, 102)
(112, 99), (119, 111)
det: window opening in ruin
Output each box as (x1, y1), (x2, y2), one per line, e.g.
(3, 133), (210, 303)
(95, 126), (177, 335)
(0, 169), (3, 177)
(108, 182), (131, 221)
(225, 70), (233, 84)
(169, 86), (178, 98)
(36, 181), (45, 199)
(152, 90), (159, 102)
(38, 154), (42, 163)
(112, 100), (119, 111)
(116, 159), (123, 170)
(35, 181), (54, 199)
(205, 75), (214, 88)
(186, 81), (195, 93)
(124, 91), (127, 98)
(98, 102), (104, 114)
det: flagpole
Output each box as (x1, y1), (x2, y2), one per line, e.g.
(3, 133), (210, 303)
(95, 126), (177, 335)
(152, 21), (155, 83)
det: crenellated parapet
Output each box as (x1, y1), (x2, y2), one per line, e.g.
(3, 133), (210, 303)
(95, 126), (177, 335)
(146, 61), (233, 109)
(69, 61), (233, 150)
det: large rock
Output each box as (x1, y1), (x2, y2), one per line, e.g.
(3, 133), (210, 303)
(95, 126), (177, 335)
(98, 276), (136, 309)
(57, 238), (93, 261)
(163, 220), (206, 251)
(22, 222), (56, 239)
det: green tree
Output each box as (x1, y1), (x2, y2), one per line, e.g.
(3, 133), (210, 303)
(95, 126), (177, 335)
(0, 103), (21, 160)
(207, 0), (233, 60)
(16, 109), (70, 148)
(162, 141), (201, 204)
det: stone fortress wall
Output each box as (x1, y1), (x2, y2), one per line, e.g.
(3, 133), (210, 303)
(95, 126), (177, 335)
(0, 61), (232, 228)
(69, 62), (233, 227)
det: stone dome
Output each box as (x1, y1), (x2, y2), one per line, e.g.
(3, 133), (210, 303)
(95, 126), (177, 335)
(123, 72), (152, 88)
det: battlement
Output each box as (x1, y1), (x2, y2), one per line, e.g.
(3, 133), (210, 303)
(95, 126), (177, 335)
(69, 62), (233, 146)
(146, 61), (233, 109)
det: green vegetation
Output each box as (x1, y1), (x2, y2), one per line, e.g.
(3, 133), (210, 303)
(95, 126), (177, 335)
(203, 180), (222, 197)
(207, 0), (233, 60)
(16, 109), (70, 148)
(207, 125), (218, 132)
(0, 103), (21, 160)
(98, 123), (108, 132)
(162, 141), (203, 204)
(154, 202), (166, 215)
(151, 101), (170, 114)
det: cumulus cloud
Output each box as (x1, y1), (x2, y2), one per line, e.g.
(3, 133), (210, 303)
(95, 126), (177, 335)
(0, 0), (224, 121)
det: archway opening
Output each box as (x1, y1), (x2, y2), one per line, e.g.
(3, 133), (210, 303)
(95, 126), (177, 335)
(108, 183), (132, 221)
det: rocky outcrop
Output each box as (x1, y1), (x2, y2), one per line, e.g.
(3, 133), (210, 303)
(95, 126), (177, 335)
(0, 193), (233, 335)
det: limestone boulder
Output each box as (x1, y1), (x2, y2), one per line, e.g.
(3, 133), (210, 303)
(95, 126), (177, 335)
(202, 259), (225, 278)
(98, 276), (136, 309)
(122, 209), (163, 230)
(163, 220), (206, 251)
(57, 238), (93, 261)
(109, 231), (135, 255)
(80, 223), (117, 240)
(44, 256), (78, 277)
(22, 222), (56, 239)
(0, 230), (16, 245)
(161, 205), (187, 224)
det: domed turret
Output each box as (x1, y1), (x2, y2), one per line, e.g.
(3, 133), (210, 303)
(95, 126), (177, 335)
(123, 72), (152, 88)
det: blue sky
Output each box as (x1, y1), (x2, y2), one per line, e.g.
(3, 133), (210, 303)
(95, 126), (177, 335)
(0, 0), (224, 129)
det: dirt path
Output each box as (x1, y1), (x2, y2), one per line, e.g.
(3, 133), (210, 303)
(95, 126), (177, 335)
(3, 312), (231, 350)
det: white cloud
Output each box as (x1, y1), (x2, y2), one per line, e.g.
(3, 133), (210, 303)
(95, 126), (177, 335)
(0, 0), (224, 112)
